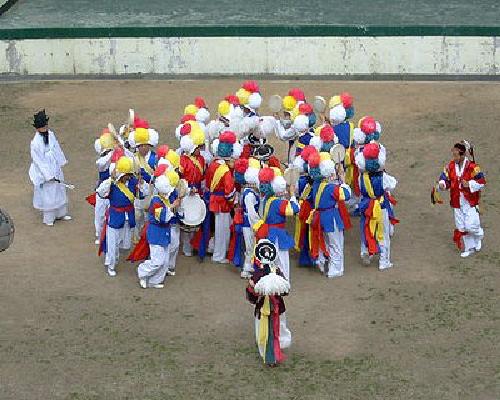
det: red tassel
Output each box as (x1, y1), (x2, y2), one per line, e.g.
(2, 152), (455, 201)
(227, 223), (236, 261)
(338, 200), (352, 230)
(453, 229), (466, 251)
(127, 224), (150, 262)
(86, 192), (97, 207)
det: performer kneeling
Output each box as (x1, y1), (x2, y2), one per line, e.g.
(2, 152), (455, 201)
(246, 239), (291, 367)
(436, 141), (485, 258)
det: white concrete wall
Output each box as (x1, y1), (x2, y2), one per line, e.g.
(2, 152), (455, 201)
(0, 36), (498, 76)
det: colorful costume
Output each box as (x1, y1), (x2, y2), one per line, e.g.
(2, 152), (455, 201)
(355, 144), (398, 269)
(29, 110), (70, 226)
(438, 156), (485, 256)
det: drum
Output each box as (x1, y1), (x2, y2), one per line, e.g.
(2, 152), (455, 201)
(0, 208), (15, 252)
(179, 194), (206, 232)
(269, 95), (282, 113)
(313, 96), (327, 114)
(283, 167), (301, 186)
(330, 143), (346, 164)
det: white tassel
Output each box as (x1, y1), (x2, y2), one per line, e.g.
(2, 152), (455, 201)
(254, 272), (290, 296)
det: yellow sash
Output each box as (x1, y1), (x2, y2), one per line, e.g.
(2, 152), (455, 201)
(306, 181), (328, 224)
(210, 162), (230, 192)
(135, 154), (154, 176)
(258, 295), (270, 353)
(294, 184), (312, 251)
(116, 181), (135, 203)
(362, 172), (384, 243)
(253, 196), (276, 232)
(189, 156), (203, 174)
(153, 194), (171, 221)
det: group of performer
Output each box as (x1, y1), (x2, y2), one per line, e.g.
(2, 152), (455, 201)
(28, 81), (486, 366)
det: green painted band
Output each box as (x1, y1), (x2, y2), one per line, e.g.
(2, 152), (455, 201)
(0, 25), (499, 40)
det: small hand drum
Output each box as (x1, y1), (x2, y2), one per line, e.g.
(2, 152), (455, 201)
(269, 95), (282, 113)
(0, 208), (14, 252)
(284, 167), (301, 186)
(179, 194), (206, 232)
(330, 143), (346, 164)
(255, 239), (277, 264)
(177, 179), (188, 198)
(313, 96), (327, 114)
(128, 109), (135, 126)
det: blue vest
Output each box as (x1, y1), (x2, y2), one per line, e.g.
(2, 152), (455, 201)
(98, 169), (110, 184)
(108, 178), (139, 229)
(241, 187), (259, 228)
(146, 195), (172, 247)
(358, 172), (391, 213)
(139, 151), (157, 183)
(168, 189), (180, 225)
(262, 197), (299, 250)
(334, 122), (352, 149)
(311, 180), (350, 232)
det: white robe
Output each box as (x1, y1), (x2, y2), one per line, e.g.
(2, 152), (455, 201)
(29, 130), (68, 212)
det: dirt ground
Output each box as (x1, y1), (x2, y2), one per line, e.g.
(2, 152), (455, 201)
(0, 80), (498, 400)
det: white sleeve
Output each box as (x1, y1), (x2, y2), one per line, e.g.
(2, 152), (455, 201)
(244, 192), (260, 227)
(96, 152), (113, 171)
(30, 141), (53, 181)
(382, 172), (397, 191)
(96, 178), (112, 197)
(276, 123), (296, 141)
(140, 180), (150, 196)
(468, 180), (484, 193)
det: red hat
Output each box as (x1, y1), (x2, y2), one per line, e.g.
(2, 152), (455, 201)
(340, 92), (353, 109)
(299, 103), (313, 115)
(258, 167), (275, 183)
(219, 130), (237, 144)
(157, 144), (169, 159)
(180, 123), (192, 136)
(102, 127), (111, 135)
(134, 117), (150, 129)
(363, 143), (380, 159)
(194, 96), (206, 109)
(300, 145), (317, 162)
(234, 158), (249, 174)
(154, 163), (168, 177)
(111, 148), (124, 163)
(288, 88), (306, 101)
(360, 116), (376, 134)
(320, 125), (335, 142)
(225, 95), (240, 106)
(267, 155), (281, 169)
(242, 80), (260, 93)
(180, 114), (196, 123)
(308, 151), (321, 168)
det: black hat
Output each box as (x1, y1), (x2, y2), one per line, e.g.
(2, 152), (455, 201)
(33, 109), (49, 129)
(255, 239), (277, 264)
(253, 144), (274, 161)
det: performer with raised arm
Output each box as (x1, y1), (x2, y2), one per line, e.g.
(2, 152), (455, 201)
(436, 141), (485, 257)
(29, 109), (72, 226)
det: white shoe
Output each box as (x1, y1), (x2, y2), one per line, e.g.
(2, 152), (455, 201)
(152, 284), (164, 289)
(327, 273), (343, 279)
(167, 270), (176, 276)
(379, 263), (393, 270)
(107, 268), (117, 277)
(214, 258), (229, 264)
(62, 215), (72, 221)
(475, 240), (482, 252)
(240, 271), (252, 279)
(361, 254), (371, 265)
(139, 279), (147, 289)
(45, 222), (54, 227)
(183, 252), (193, 257)
(460, 250), (473, 258)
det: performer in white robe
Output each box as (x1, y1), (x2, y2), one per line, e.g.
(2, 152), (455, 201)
(28, 110), (71, 226)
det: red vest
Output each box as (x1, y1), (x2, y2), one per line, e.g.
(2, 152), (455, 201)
(446, 160), (481, 208)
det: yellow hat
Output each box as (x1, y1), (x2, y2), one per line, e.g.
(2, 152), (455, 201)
(248, 158), (260, 169)
(190, 128), (205, 146)
(271, 167), (282, 177)
(236, 88), (250, 106)
(218, 100), (231, 117)
(134, 127), (150, 146)
(320, 152), (331, 162)
(290, 105), (299, 122)
(358, 116), (366, 129)
(166, 149), (180, 169)
(116, 156), (134, 175)
(184, 104), (199, 116)
(314, 125), (322, 136)
(99, 132), (115, 150)
(166, 170), (180, 188)
(185, 120), (201, 130)
(328, 95), (341, 109)
(282, 95), (297, 112)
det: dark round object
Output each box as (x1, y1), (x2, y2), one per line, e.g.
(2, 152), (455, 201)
(255, 239), (277, 264)
(0, 208), (15, 252)
(252, 144), (274, 161)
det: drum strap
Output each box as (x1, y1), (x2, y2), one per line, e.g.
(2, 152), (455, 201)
(189, 156), (203, 174)
(210, 163), (229, 192)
